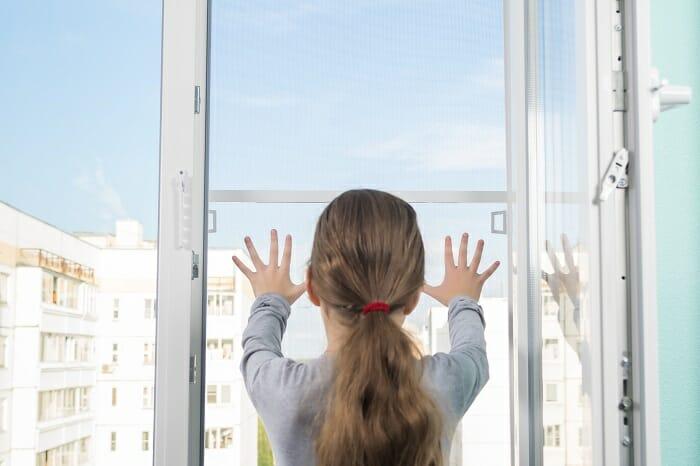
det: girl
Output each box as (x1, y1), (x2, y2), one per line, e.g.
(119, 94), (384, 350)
(233, 189), (500, 466)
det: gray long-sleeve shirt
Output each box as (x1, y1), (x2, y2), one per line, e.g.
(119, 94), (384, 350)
(240, 293), (489, 466)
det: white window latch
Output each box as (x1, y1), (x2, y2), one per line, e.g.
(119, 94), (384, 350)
(598, 148), (629, 202)
(651, 67), (692, 122)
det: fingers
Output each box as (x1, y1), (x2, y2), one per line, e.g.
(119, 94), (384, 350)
(269, 229), (279, 268)
(458, 233), (469, 268)
(244, 236), (264, 270)
(444, 236), (455, 270)
(545, 239), (561, 273)
(281, 234), (292, 271)
(562, 234), (575, 271)
(232, 255), (253, 279)
(480, 260), (501, 281)
(470, 239), (484, 270)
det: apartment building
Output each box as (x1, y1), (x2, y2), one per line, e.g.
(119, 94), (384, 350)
(0, 203), (256, 466)
(0, 202), (99, 466)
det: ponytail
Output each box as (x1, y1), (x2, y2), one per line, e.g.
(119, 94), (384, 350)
(315, 312), (443, 466)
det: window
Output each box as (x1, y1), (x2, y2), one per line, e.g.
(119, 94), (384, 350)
(203, 3), (511, 465)
(38, 388), (86, 421)
(545, 425), (561, 448)
(545, 383), (558, 402)
(543, 339), (560, 360)
(0, 273), (7, 304)
(143, 342), (155, 365)
(79, 387), (90, 412)
(204, 428), (233, 450)
(110, 432), (117, 452)
(206, 338), (234, 361)
(142, 431), (150, 451)
(111, 387), (118, 407)
(36, 438), (89, 466)
(207, 385), (217, 404)
(0, 336), (6, 368)
(221, 339), (233, 360)
(142, 385), (154, 409)
(144, 298), (155, 319)
(3, 2), (161, 465)
(39, 333), (93, 363)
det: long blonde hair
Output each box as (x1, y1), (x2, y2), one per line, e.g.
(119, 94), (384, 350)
(311, 189), (443, 466)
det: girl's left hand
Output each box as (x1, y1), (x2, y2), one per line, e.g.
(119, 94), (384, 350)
(232, 229), (306, 305)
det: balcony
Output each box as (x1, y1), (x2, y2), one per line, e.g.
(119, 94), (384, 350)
(19, 249), (96, 284)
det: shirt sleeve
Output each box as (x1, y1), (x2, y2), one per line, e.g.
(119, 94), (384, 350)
(424, 296), (489, 419)
(239, 293), (309, 404)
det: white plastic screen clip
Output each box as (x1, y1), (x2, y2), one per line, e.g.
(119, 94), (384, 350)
(175, 170), (192, 249)
(598, 149), (629, 202)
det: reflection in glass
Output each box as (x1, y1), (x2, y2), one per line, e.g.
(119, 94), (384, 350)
(536, 1), (591, 464)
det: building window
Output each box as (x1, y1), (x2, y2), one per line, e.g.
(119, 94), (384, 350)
(207, 293), (235, 316)
(112, 298), (120, 320)
(206, 338), (234, 360)
(111, 387), (118, 407)
(110, 432), (117, 452)
(543, 339), (560, 360)
(40, 333), (93, 364)
(36, 437), (89, 466)
(0, 336), (6, 368)
(0, 273), (8, 304)
(38, 387), (86, 422)
(79, 387), (90, 412)
(207, 385), (217, 404)
(542, 292), (557, 316)
(544, 425), (561, 447)
(545, 383), (558, 402)
(143, 342), (155, 365)
(204, 428), (233, 449)
(142, 431), (150, 451)
(142, 385), (154, 409)
(144, 298), (155, 319)
(112, 343), (119, 364)
(41, 273), (80, 309)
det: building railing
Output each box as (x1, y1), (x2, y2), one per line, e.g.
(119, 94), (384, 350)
(18, 248), (96, 284)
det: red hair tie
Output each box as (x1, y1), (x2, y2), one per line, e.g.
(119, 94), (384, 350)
(361, 301), (390, 315)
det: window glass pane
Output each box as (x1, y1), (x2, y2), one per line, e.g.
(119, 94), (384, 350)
(1, 2), (162, 465)
(208, 1), (505, 191)
(536, 0), (592, 464)
(205, 202), (510, 464)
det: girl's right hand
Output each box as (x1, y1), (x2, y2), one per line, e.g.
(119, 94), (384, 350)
(424, 233), (500, 305)
(232, 229), (306, 305)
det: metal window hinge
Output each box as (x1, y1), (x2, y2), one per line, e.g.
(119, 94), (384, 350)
(613, 71), (627, 112)
(191, 251), (200, 280)
(598, 148), (629, 202)
(194, 85), (201, 114)
(189, 354), (198, 384)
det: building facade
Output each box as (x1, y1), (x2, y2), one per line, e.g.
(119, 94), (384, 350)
(0, 203), (256, 466)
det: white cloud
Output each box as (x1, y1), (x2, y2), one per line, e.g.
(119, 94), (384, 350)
(350, 122), (505, 172)
(74, 164), (128, 221)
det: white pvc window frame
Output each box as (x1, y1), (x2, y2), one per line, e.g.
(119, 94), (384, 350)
(153, 0), (661, 465)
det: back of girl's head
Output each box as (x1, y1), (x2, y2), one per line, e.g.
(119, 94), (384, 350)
(311, 189), (443, 466)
